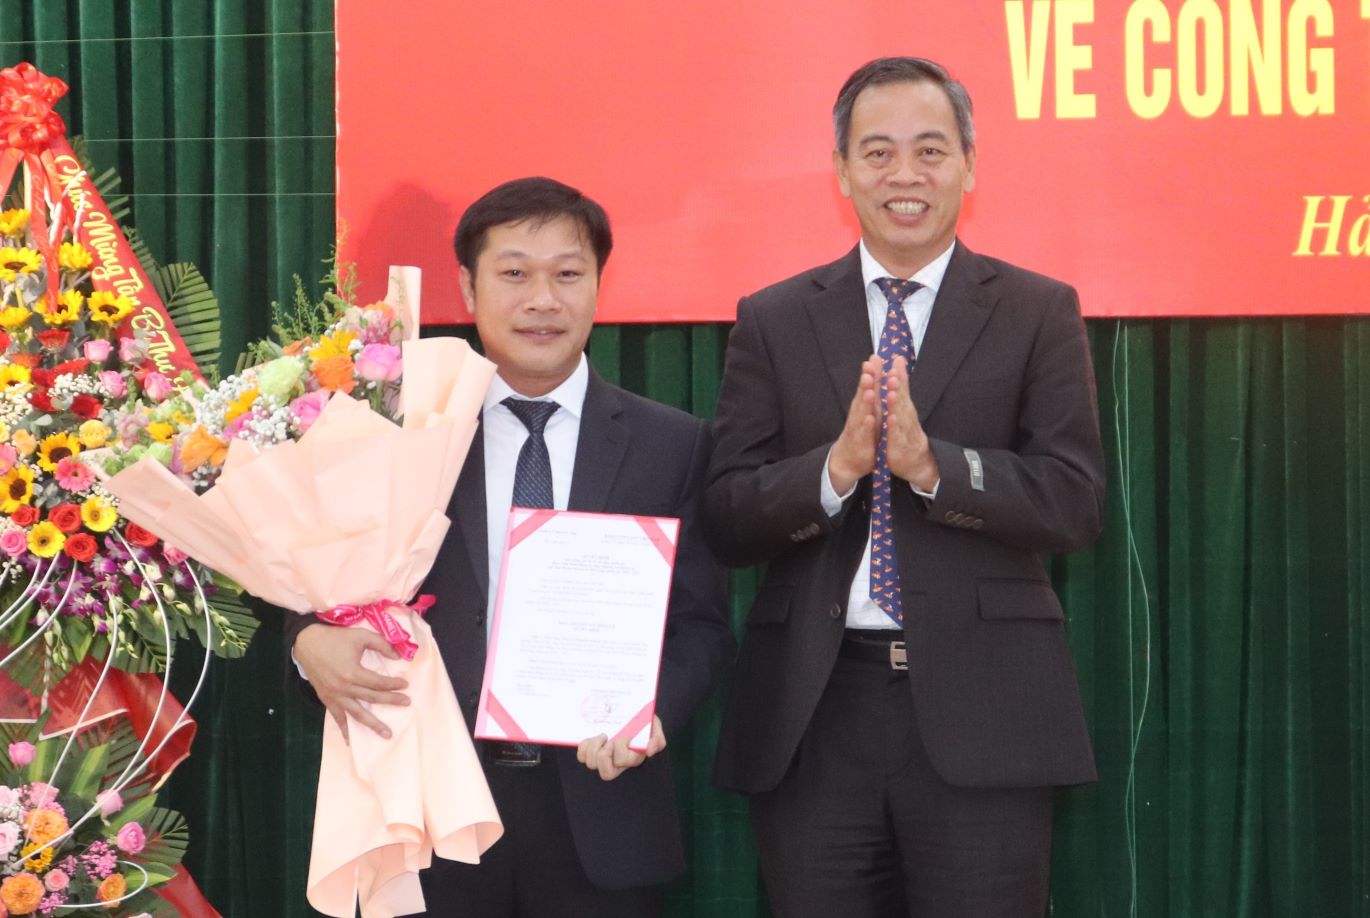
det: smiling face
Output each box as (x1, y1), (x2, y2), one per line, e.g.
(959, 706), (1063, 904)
(833, 79), (976, 278)
(460, 215), (598, 396)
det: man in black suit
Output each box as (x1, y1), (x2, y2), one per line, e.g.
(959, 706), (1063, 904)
(705, 58), (1106, 917)
(294, 177), (733, 917)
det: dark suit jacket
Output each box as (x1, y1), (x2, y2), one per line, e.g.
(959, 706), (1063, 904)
(705, 243), (1105, 795)
(291, 369), (733, 890)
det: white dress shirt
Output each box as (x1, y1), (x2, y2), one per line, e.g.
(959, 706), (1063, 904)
(480, 355), (589, 637)
(821, 240), (955, 630)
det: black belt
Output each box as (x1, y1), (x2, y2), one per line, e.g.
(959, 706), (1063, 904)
(487, 741), (543, 767)
(841, 629), (908, 671)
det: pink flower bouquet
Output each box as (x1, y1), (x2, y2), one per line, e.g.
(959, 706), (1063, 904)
(103, 334), (503, 918)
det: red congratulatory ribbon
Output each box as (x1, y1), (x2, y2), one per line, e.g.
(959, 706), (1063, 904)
(317, 595), (436, 661)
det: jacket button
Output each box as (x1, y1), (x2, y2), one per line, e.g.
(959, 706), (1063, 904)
(828, 603), (842, 619)
(945, 510), (957, 522)
(466, 692), (478, 707)
(475, 613), (485, 626)
(971, 519), (984, 529)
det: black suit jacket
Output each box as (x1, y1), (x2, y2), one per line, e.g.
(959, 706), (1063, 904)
(291, 369), (733, 890)
(706, 243), (1105, 794)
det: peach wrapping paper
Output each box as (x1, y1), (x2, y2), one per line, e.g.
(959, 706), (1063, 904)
(105, 336), (504, 918)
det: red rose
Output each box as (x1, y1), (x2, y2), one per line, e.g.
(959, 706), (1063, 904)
(70, 394), (103, 419)
(36, 329), (71, 351)
(48, 503), (83, 534)
(29, 367), (55, 387)
(10, 505), (38, 526)
(50, 357), (90, 378)
(0, 330), (11, 351)
(63, 532), (97, 563)
(27, 390), (55, 413)
(8, 353), (41, 369)
(124, 522), (159, 547)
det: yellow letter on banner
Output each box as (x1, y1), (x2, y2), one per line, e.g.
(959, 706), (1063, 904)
(1055, 0), (1097, 118)
(1229, 0), (1283, 115)
(1177, 0), (1225, 118)
(1006, 1), (1051, 118)
(1288, 0), (1335, 115)
(1126, 0), (1172, 119)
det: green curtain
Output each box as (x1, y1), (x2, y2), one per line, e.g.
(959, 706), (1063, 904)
(2, 5), (1367, 917)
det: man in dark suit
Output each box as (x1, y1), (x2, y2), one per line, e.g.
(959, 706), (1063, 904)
(293, 177), (734, 917)
(705, 58), (1106, 917)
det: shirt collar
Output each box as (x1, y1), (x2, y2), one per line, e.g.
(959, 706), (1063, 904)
(858, 239), (956, 298)
(484, 353), (589, 419)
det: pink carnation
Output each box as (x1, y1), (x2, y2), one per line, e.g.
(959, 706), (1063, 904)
(55, 456), (95, 491)
(25, 782), (60, 807)
(96, 789), (123, 817)
(115, 413), (148, 447)
(142, 371), (174, 402)
(161, 544), (189, 566)
(7, 741), (33, 766)
(289, 390), (330, 433)
(83, 339), (113, 362)
(355, 343), (403, 383)
(0, 444), (16, 476)
(0, 529), (28, 558)
(100, 370), (127, 399)
(44, 868), (70, 891)
(115, 821), (146, 854)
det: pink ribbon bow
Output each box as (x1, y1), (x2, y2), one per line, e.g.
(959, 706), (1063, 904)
(317, 595), (436, 661)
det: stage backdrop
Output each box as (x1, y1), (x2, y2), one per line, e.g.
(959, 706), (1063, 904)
(337, 0), (1370, 322)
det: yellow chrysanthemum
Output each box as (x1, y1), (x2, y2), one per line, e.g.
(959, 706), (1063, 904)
(23, 806), (68, 847)
(39, 289), (84, 326)
(86, 290), (134, 326)
(223, 387), (259, 424)
(28, 520), (65, 558)
(0, 364), (31, 392)
(58, 241), (93, 272)
(0, 209), (29, 237)
(0, 464), (35, 512)
(18, 842), (53, 873)
(0, 246), (41, 282)
(78, 419), (112, 448)
(0, 305), (31, 330)
(147, 421), (175, 443)
(308, 329), (356, 361)
(82, 496), (118, 532)
(11, 429), (36, 457)
(37, 431), (81, 472)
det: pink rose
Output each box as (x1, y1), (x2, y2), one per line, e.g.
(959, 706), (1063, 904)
(100, 370), (127, 399)
(354, 343), (403, 382)
(0, 820), (18, 855)
(115, 821), (146, 854)
(44, 868), (70, 892)
(7, 741), (34, 766)
(83, 339), (113, 362)
(0, 529), (28, 558)
(119, 336), (148, 363)
(0, 444), (16, 476)
(289, 390), (330, 433)
(161, 544), (188, 566)
(142, 371), (174, 402)
(96, 789), (123, 817)
(25, 782), (59, 807)
(0, 785), (18, 807)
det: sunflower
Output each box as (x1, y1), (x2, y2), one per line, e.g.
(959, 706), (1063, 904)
(39, 289), (85, 326)
(82, 496), (118, 532)
(0, 305), (31, 329)
(86, 290), (134, 326)
(147, 421), (176, 443)
(28, 520), (65, 558)
(0, 246), (41, 282)
(0, 463), (34, 512)
(37, 431), (81, 472)
(0, 363), (31, 392)
(0, 208), (29, 237)
(58, 241), (94, 272)
(18, 841), (53, 872)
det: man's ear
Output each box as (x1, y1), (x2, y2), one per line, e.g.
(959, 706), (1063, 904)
(459, 265), (476, 316)
(833, 148), (853, 198)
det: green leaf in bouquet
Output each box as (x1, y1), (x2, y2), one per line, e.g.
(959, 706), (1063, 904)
(154, 262), (223, 378)
(205, 580), (256, 658)
(70, 135), (132, 224)
(110, 790), (158, 830)
(140, 804), (189, 870)
(67, 740), (110, 799)
(123, 226), (165, 291)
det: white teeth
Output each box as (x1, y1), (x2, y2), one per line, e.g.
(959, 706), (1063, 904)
(887, 201), (928, 215)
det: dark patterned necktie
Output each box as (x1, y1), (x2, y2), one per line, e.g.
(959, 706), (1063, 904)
(870, 277), (922, 625)
(503, 397), (559, 510)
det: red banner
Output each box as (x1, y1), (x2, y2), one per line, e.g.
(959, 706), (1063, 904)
(337, 1), (1370, 320)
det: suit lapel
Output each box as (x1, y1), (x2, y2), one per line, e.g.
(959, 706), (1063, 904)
(450, 417), (489, 602)
(568, 370), (629, 513)
(805, 247), (872, 415)
(912, 242), (997, 424)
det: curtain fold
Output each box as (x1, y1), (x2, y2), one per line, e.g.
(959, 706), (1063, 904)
(1, 5), (1366, 916)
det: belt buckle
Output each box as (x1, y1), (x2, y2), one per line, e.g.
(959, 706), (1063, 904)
(491, 742), (541, 767)
(889, 640), (908, 671)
